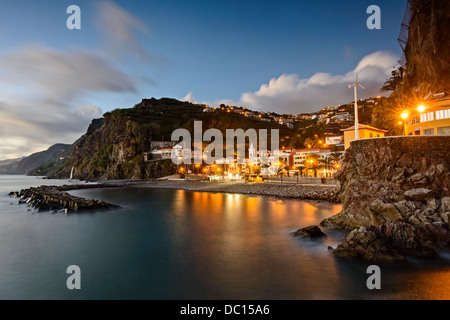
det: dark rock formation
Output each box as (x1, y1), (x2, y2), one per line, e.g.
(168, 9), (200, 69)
(321, 137), (450, 262)
(333, 221), (450, 263)
(12, 185), (120, 213)
(292, 226), (326, 238)
(86, 118), (105, 135)
(404, 0), (450, 94)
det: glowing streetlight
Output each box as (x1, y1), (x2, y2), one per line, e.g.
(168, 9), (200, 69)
(401, 111), (409, 119)
(417, 105), (426, 113)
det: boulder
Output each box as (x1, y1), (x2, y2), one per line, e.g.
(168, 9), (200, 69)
(396, 154), (413, 168)
(409, 173), (427, 186)
(440, 197), (450, 213)
(369, 199), (402, 222)
(292, 225), (326, 238)
(404, 188), (434, 201)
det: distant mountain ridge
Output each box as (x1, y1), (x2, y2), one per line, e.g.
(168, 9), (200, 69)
(0, 158), (23, 174)
(0, 144), (71, 175)
(17, 144), (71, 175)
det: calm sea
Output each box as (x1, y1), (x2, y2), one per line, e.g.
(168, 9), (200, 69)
(0, 175), (449, 300)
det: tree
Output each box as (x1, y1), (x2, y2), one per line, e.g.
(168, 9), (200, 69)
(329, 152), (343, 163)
(305, 154), (320, 177)
(319, 156), (335, 177)
(296, 164), (306, 177)
(381, 66), (405, 92)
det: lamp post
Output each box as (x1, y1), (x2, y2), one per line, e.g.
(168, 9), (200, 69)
(401, 111), (409, 136)
(349, 75), (365, 141)
(400, 105), (426, 136)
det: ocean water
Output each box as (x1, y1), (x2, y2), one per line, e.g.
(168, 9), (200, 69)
(0, 175), (449, 300)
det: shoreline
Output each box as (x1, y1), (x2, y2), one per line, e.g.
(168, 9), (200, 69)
(10, 178), (340, 212)
(98, 179), (341, 203)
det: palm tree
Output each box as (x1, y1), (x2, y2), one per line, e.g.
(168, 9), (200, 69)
(305, 154), (320, 177)
(330, 151), (343, 162)
(329, 151), (343, 172)
(296, 164), (306, 177)
(319, 156), (335, 177)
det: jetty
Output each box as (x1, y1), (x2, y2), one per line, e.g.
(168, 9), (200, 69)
(10, 184), (121, 212)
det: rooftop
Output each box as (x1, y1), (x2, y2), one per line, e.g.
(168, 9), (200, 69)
(341, 124), (388, 133)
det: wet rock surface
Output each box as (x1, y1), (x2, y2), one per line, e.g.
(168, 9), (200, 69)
(292, 225), (327, 238)
(11, 184), (121, 213)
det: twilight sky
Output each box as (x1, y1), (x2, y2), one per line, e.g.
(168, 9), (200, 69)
(0, 0), (406, 159)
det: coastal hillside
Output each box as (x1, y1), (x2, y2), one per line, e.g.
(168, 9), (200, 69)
(32, 98), (295, 180)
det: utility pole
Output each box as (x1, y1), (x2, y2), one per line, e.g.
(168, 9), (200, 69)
(349, 74), (365, 140)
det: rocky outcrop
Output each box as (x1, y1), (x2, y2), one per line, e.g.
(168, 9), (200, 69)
(322, 136), (450, 262)
(292, 226), (327, 238)
(333, 221), (450, 263)
(12, 185), (120, 212)
(404, 0), (450, 94)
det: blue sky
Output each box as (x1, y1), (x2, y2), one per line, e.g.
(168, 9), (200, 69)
(0, 0), (407, 159)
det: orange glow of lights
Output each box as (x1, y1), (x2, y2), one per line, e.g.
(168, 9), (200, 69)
(401, 111), (409, 119)
(417, 105), (426, 113)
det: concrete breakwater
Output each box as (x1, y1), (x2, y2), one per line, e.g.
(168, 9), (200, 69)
(11, 184), (121, 212)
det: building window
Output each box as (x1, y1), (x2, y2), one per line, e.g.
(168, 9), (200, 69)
(369, 133), (373, 138)
(414, 129), (421, 135)
(436, 109), (450, 120)
(411, 116), (420, 125)
(420, 112), (435, 123)
(424, 128), (434, 135)
(437, 126), (450, 135)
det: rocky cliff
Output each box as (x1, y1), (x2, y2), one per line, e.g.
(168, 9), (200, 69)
(404, 0), (450, 94)
(322, 136), (450, 262)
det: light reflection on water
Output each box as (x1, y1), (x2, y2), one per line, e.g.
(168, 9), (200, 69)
(0, 175), (449, 299)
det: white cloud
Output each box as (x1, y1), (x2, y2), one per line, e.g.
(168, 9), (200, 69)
(182, 92), (196, 103)
(0, 2), (157, 160)
(208, 51), (398, 114)
(98, 1), (165, 64)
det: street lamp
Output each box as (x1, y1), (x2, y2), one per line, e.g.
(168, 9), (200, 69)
(417, 105), (426, 113)
(401, 111), (409, 119)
